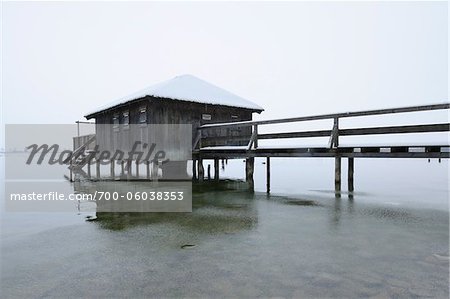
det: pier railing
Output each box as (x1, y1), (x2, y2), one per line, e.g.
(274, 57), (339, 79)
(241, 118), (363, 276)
(192, 102), (449, 192)
(194, 103), (450, 152)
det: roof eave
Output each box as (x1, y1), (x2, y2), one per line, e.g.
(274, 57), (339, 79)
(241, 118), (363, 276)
(85, 97), (263, 119)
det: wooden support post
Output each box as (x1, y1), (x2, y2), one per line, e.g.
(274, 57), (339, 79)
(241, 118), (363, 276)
(214, 158), (219, 181)
(146, 161), (150, 180)
(328, 117), (340, 149)
(334, 118), (339, 147)
(135, 160), (139, 178)
(246, 157), (255, 191)
(192, 159), (197, 180)
(158, 160), (162, 180)
(335, 157), (341, 197)
(69, 160), (73, 182)
(110, 159), (115, 180)
(348, 157), (354, 196)
(87, 160), (91, 178)
(121, 160), (125, 177)
(266, 157), (270, 193)
(207, 164), (211, 180)
(266, 157), (271, 193)
(247, 125), (259, 150)
(193, 131), (202, 150)
(127, 159), (132, 180)
(152, 162), (158, 180)
(96, 159), (100, 179)
(253, 125), (258, 149)
(198, 158), (204, 182)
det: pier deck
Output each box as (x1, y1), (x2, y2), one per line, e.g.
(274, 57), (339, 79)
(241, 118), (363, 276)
(192, 103), (450, 194)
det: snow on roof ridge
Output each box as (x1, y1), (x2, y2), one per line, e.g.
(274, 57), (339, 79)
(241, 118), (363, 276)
(84, 74), (264, 117)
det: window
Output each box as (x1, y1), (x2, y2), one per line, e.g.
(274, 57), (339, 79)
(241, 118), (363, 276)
(122, 111), (129, 127)
(112, 113), (119, 129)
(139, 107), (147, 124)
(202, 114), (212, 121)
(231, 115), (239, 120)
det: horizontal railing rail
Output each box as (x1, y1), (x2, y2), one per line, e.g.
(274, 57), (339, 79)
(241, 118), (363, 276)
(194, 103), (450, 150)
(199, 103), (449, 129)
(258, 123), (450, 139)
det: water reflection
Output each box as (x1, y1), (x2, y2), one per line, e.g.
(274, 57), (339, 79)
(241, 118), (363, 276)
(74, 179), (259, 234)
(73, 179), (429, 234)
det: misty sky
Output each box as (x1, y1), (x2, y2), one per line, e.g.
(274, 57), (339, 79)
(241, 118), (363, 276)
(1, 1), (448, 146)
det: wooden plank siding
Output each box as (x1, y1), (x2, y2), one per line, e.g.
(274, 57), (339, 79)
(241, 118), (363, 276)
(89, 97), (256, 160)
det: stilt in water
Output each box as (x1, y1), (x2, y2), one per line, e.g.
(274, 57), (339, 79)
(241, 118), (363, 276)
(110, 159), (115, 180)
(120, 160), (125, 178)
(146, 160), (150, 180)
(192, 159), (197, 180)
(69, 160), (73, 182)
(87, 160), (91, 178)
(335, 157), (341, 198)
(152, 162), (159, 181)
(266, 157), (271, 194)
(96, 159), (100, 179)
(207, 164), (211, 180)
(127, 159), (132, 180)
(198, 158), (204, 182)
(246, 157), (255, 191)
(348, 157), (354, 199)
(135, 160), (139, 178)
(214, 158), (219, 181)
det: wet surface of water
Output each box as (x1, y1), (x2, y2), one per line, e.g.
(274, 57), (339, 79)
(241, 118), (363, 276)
(1, 158), (449, 298)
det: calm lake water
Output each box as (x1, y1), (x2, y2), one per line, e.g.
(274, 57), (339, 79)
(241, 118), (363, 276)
(1, 156), (449, 298)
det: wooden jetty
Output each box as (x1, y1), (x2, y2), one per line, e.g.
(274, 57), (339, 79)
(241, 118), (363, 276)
(71, 103), (449, 196)
(192, 103), (450, 195)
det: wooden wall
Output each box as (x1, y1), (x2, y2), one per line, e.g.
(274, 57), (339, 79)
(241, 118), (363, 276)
(91, 97), (256, 160)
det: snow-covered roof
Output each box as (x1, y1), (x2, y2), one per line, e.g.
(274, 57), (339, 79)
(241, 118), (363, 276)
(85, 74), (264, 118)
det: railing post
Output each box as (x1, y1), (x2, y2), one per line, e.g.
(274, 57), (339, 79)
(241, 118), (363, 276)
(193, 130), (202, 150)
(247, 125), (258, 150)
(328, 117), (339, 148)
(334, 117), (339, 147)
(253, 125), (258, 149)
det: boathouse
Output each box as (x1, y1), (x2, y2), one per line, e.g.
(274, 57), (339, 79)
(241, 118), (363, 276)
(72, 75), (264, 180)
(84, 74), (264, 152)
